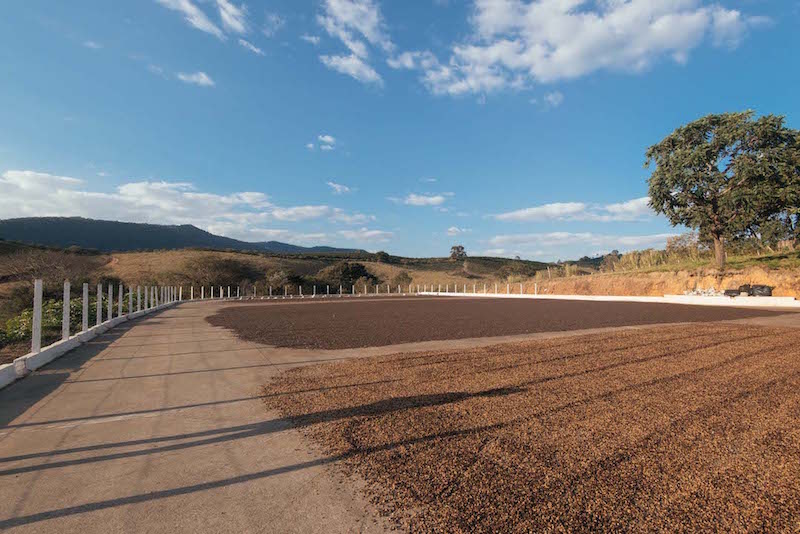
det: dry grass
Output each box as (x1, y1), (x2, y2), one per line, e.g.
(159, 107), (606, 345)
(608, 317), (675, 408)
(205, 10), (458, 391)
(266, 324), (800, 532)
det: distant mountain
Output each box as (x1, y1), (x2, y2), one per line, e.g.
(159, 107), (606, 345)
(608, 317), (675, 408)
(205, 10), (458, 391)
(0, 217), (365, 254)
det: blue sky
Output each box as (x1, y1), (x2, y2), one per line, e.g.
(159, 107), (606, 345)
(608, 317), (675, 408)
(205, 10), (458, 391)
(1, 0), (797, 260)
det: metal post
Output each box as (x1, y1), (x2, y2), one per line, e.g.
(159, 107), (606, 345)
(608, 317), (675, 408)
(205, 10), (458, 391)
(96, 283), (102, 326)
(62, 280), (70, 341)
(82, 283), (89, 332)
(32, 279), (43, 354)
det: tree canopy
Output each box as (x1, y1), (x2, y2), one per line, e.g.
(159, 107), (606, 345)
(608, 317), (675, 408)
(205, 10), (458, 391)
(450, 245), (467, 260)
(646, 111), (800, 269)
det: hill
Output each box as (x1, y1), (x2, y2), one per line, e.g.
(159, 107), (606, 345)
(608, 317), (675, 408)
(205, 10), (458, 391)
(0, 217), (364, 254)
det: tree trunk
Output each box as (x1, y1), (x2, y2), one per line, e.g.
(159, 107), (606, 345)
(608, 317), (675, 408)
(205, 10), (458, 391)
(712, 234), (725, 270)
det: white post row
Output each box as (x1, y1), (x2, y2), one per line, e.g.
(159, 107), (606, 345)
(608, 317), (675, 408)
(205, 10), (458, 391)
(31, 279), (43, 354)
(82, 283), (89, 332)
(62, 280), (70, 341)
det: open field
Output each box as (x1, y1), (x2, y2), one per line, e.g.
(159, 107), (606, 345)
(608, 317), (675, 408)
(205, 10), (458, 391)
(206, 297), (780, 350)
(264, 321), (800, 532)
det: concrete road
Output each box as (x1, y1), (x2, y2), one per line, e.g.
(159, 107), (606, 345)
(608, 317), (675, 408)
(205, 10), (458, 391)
(0, 302), (390, 533)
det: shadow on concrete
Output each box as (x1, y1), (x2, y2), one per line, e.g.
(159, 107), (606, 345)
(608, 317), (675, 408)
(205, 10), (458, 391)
(0, 309), (174, 428)
(0, 387), (522, 479)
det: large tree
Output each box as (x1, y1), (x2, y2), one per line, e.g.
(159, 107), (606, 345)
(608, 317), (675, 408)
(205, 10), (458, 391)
(646, 111), (800, 269)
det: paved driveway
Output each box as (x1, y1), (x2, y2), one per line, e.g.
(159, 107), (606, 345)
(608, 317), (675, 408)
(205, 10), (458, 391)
(0, 302), (387, 533)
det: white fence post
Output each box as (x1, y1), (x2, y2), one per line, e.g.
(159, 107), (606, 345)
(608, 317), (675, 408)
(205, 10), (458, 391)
(179, 286), (183, 301)
(129, 286), (133, 313)
(96, 283), (102, 326)
(62, 280), (70, 341)
(107, 284), (113, 321)
(236, 286), (240, 299)
(227, 286), (231, 299)
(507, 284), (510, 295)
(191, 286), (194, 300)
(520, 282), (523, 295)
(495, 283), (498, 294)
(118, 284), (123, 317)
(137, 286), (141, 312)
(82, 283), (89, 332)
(201, 286), (205, 300)
(31, 279), (43, 354)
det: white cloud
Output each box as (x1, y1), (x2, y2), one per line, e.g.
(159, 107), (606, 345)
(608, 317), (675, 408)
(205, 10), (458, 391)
(320, 144), (335, 151)
(271, 205), (332, 222)
(320, 54), (383, 85)
(318, 134), (336, 145)
(338, 227), (393, 242)
(238, 39), (264, 55)
(447, 226), (470, 236)
(494, 197), (653, 222)
(0, 169), (369, 244)
(327, 181), (351, 194)
(216, 0), (248, 34)
(300, 34), (321, 45)
(603, 197), (652, 221)
(495, 202), (586, 222)
(306, 143), (316, 150)
(330, 208), (374, 224)
(177, 71), (215, 86)
(403, 193), (447, 206)
(487, 231), (679, 257)
(408, 0), (767, 96)
(156, 0), (225, 40)
(263, 13), (286, 37)
(316, 0), (393, 85)
(318, 0), (393, 55)
(83, 40), (102, 49)
(544, 91), (563, 108)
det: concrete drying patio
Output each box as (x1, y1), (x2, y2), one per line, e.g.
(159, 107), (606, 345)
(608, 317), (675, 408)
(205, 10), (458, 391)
(0, 299), (798, 533)
(0, 301), (390, 533)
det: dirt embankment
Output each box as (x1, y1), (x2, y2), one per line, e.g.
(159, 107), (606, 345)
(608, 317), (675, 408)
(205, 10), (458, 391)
(526, 267), (800, 297)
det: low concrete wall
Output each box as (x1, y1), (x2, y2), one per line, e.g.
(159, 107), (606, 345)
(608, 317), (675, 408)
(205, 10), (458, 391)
(0, 301), (178, 391)
(419, 291), (800, 309)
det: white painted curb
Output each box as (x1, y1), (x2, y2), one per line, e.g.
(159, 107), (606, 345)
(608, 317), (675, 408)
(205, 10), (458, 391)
(0, 301), (179, 391)
(419, 292), (800, 308)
